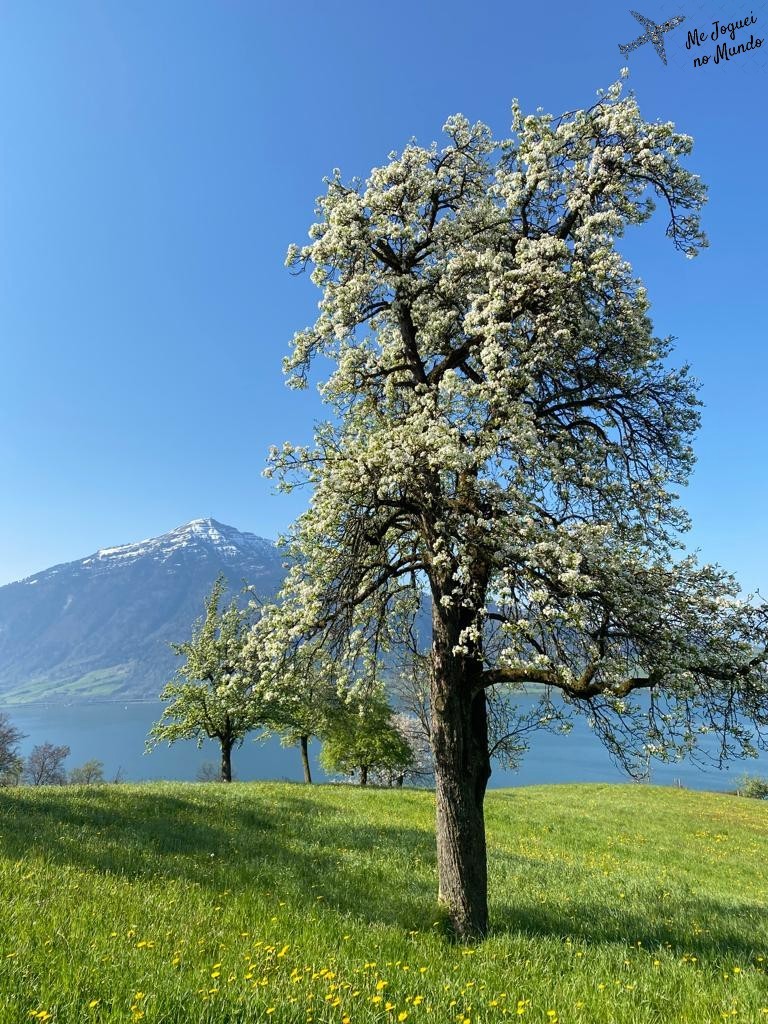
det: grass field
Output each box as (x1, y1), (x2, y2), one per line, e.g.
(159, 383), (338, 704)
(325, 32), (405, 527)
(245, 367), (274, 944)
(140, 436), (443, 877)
(0, 782), (766, 1023)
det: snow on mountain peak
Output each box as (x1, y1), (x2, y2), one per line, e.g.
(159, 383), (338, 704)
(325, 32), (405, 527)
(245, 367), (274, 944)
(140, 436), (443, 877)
(83, 519), (276, 569)
(14, 519), (279, 586)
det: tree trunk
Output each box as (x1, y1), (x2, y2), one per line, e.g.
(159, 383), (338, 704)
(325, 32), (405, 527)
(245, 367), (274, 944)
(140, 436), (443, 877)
(360, 764), (368, 786)
(430, 605), (492, 938)
(299, 735), (312, 784)
(395, 774), (404, 788)
(220, 738), (233, 783)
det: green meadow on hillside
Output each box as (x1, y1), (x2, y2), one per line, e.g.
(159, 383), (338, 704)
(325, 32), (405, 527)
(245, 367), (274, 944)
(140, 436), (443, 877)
(0, 666), (130, 705)
(0, 783), (766, 1023)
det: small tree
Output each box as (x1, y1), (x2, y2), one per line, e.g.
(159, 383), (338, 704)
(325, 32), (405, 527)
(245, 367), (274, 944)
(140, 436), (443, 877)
(736, 773), (768, 799)
(0, 756), (22, 788)
(196, 761), (222, 782)
(0, 712), (25, 787)
(392, 650), (432, 743)
(320, 688), (414, 786)
(148, 575), (264, 782)
(257, 645), (339, 784)
(376, 713), (433, 787)
(69, 759), (105, 785)
(24, 743), (70, 786)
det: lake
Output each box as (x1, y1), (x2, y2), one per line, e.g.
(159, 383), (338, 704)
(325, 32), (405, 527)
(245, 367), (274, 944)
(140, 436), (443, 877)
(4, 697), (766, 791)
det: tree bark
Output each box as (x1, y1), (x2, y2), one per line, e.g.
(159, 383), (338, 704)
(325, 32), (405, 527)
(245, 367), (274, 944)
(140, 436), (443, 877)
(299, 735), (312, 784)
(430, 604), (492, 938)
(360, 764), (368, 787)
(220, 737), (233, 783)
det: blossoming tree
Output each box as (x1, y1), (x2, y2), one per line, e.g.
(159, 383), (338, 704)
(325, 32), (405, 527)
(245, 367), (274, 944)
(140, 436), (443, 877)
(258, 644), (339, 784)
(262, 80), (768, 936)
(149, 575), (264, 783)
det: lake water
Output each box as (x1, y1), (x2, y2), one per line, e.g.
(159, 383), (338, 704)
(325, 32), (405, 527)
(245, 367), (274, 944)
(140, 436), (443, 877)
(4, 697), (766, 791)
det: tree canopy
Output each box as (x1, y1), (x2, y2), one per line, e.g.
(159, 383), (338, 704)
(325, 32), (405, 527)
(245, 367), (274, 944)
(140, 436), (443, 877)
(24, 743), (70, 786)
(319, 686), (414, 787)
(257, 644), (339, 784)
(260, 78), (768, 936)
(69, 759), (106, 785)
(148, 575), (265, 782)
(0, 711), (24, 787)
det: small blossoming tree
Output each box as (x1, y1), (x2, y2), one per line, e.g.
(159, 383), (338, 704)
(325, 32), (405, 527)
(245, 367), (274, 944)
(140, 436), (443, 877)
(259, 645), (339, 784)
(148, 575), (265, 782)
(261, 80), (768, 936)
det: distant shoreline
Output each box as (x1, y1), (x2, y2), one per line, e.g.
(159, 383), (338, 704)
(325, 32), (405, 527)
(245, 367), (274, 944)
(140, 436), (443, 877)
(0, 697), (160, 709)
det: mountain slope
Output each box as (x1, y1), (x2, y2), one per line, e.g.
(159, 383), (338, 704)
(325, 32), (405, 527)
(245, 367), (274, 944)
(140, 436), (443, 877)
(0, 519), (285, 703)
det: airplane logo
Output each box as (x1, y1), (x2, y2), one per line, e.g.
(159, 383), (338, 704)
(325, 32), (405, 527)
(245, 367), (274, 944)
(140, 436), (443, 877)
(619, 10), (686, 64)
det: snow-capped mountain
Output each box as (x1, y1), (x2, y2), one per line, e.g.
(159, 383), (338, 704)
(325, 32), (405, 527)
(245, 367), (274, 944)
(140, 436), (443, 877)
(0, 519), (285, 704)
(25, 519), (279, 582)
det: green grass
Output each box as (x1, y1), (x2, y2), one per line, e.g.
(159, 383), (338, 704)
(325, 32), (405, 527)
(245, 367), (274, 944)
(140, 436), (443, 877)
(2, 665), (130, 704)
(0, 783), (766, 1023)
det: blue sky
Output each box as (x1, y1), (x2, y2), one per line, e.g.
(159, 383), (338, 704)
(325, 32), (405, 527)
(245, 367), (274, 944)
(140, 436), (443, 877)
(0, 1), (765, 590)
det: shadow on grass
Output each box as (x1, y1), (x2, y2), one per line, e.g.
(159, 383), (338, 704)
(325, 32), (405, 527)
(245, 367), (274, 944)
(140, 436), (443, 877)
(0, 784), (763, 962)
(490, 890), (766, 962)
(0, 785), (438, 929)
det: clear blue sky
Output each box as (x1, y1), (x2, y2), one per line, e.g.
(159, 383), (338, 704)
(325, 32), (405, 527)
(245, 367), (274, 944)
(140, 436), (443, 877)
(0, 1), (765, 590)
